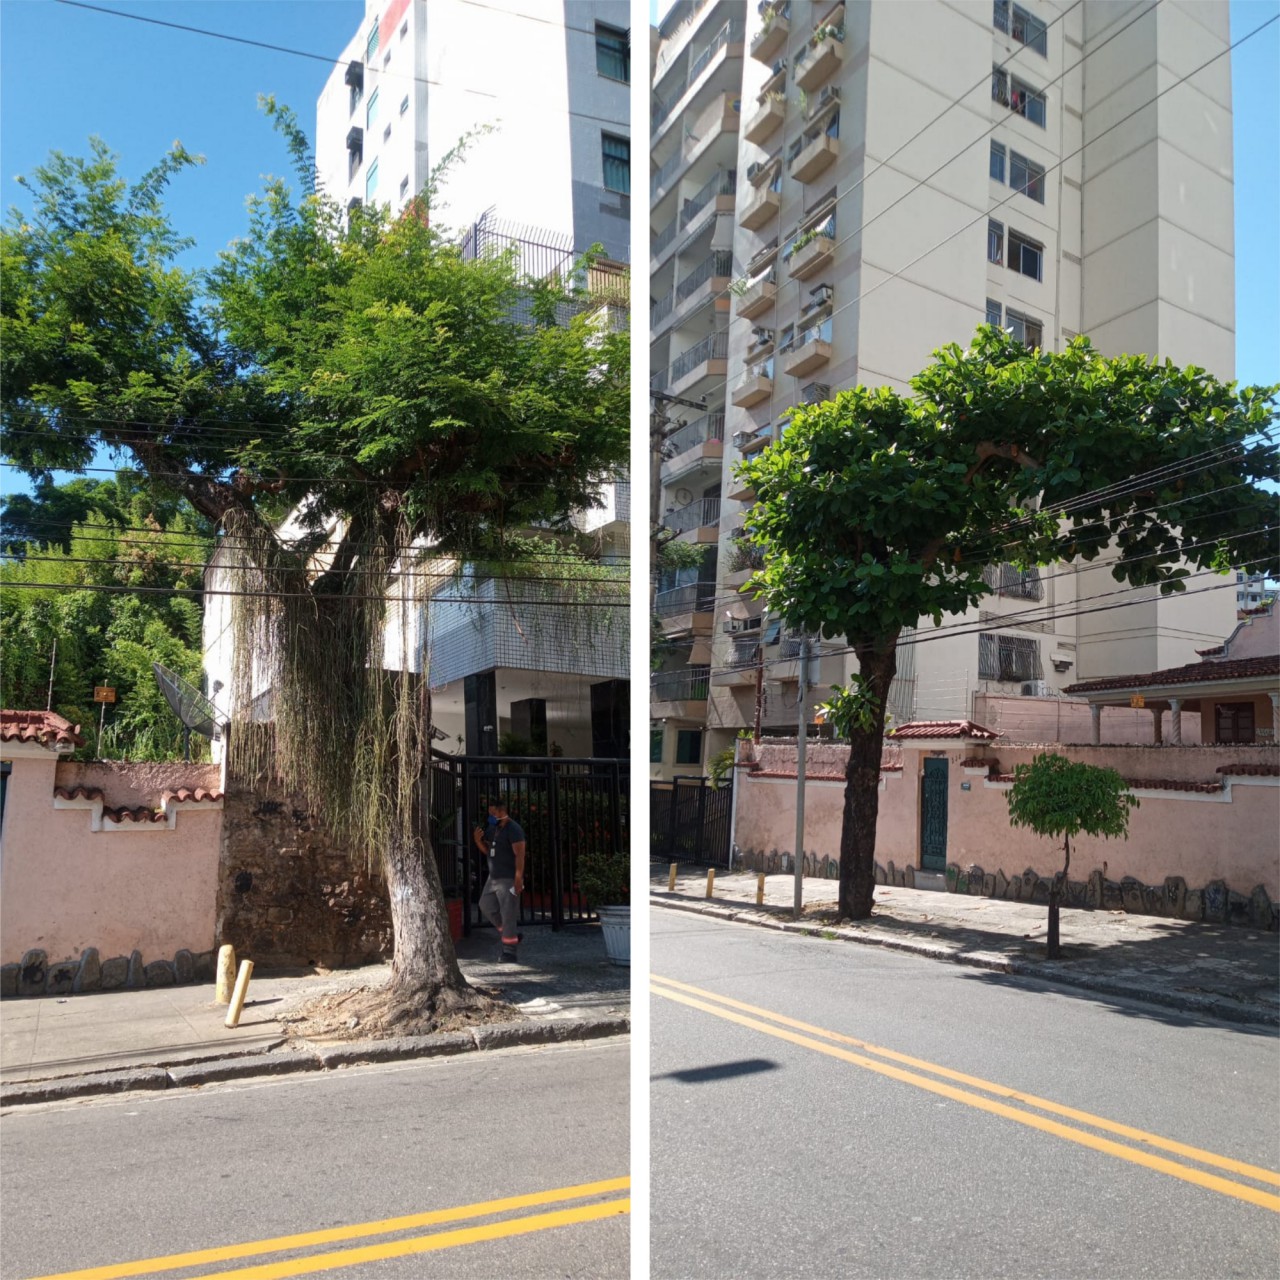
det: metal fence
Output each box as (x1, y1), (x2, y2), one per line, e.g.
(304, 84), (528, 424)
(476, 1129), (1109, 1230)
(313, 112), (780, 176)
(651, 665), (711, 701)
(427, 751), (628, 931)
(651, 775), (733, 867)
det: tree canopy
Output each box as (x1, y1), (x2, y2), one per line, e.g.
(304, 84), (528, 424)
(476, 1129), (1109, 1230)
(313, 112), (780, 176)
(738, 328), (1278, 919)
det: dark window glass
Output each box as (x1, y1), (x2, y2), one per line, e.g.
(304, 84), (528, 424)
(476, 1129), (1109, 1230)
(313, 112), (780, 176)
(650, 727), (664, 763)
(1008, 230), (1043, 281)
(1215, 702), (1256, 744)
(988, 219), (1004, 265)
(1010, 150), (1045, 202)
(990, 141), (1006, 183)
(596, 23), (629, 82)
(675, 728), (703, 765)
(602, 133), (630, 194)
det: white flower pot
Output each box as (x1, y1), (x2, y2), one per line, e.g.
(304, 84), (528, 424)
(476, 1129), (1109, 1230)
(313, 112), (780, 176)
(597, 905), (630, 967)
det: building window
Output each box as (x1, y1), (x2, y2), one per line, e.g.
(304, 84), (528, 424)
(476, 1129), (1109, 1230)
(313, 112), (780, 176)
(988, 219), (1004, 265)
(1011, 5), (1048, 55)
(367, 88), (380, 130)
(650, 727), (664, 763)
(986, 298), (1003, 326)
(1008, 229), (1043, 280)
(993, 0), (1010, 32)
(990, 141), (1006, 183)
(1215, 702), (1256, 744)
(366, 23), (379, 62)
(675, 728), (703, 765)
(1010, 150), (1045, 202)
(399, 176), (409, 199)
(825, 109), (840, 139)
(400, 94), (410, 116)
(596, 22), (629, 82)
(400, 19), (408, 39)
(979, 634), (1043, 682)
(602, 133), (630, 194)
(366, 158), (379, 202)
(383, 49), (391, 68)
(1010, 76), (1047, 127)
(1005, 309), (1043, 348)
(350, 82), (363, 115)
(983, 562), (1044, 600)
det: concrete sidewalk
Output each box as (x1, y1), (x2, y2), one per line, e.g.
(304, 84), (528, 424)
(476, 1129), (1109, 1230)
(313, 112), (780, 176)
(653, 863), (1280, 1028)
(1, 924), (629, 1105)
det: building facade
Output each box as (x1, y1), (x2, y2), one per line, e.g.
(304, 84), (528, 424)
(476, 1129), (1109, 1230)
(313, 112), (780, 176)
(651, 0), (1239, 779)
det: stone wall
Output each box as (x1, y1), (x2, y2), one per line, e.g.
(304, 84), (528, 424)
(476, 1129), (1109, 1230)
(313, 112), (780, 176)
(216, 785), (393, 969)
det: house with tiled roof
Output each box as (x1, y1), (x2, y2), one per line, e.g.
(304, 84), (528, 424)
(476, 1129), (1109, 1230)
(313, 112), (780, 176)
(1064, 601), (1279, 746)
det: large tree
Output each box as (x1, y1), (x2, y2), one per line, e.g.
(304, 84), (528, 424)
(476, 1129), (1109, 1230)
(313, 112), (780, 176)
(1, 115), (629, 1026)
(737, 329), (1277, 920)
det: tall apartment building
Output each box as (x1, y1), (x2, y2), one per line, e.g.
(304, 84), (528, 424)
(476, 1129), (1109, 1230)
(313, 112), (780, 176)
(296, 0), (632, 760)
(651, 0), (1238, 779)
(316, 0), (630, 265)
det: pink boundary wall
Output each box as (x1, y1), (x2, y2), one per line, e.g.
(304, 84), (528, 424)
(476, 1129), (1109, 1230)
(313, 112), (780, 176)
(733, 741), (1280, 901)
(0, 756), (223, 968)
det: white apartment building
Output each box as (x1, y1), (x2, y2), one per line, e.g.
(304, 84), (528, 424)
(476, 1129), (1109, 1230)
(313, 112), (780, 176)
(651, 0), (1240, 778)
(315, 0), (630, 265)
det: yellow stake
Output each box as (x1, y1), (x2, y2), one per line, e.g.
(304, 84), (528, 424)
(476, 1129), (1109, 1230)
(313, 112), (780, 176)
(757, 873), (765, 905)
(706, 868), (715, 898)
(224, 959), (255, 1029)
(667, 862), (678, 891)
(214, 944), (237, 1005)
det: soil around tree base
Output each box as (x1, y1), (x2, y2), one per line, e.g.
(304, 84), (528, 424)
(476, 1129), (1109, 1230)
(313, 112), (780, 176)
(279, 978), (518, 1042)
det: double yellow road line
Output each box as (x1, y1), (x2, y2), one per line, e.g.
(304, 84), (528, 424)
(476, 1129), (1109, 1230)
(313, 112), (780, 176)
(651, 973), (1280, 1213)
(29, 1177), (630, 1280)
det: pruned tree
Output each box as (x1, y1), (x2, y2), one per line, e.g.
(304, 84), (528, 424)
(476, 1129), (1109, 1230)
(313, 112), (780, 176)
(1, 111), (628, 1027)
(1006, 752), (1138, 958)
(737, 329), (1277, 921)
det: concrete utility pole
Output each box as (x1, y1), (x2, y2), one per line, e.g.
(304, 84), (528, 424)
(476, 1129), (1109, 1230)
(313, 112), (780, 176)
(793, 634), (808, 920)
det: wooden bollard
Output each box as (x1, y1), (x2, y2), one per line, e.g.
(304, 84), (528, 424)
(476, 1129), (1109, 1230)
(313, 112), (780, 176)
(757, 873), (765, 905)
(224, 960), (255, 1029)
(668, 862), (678, 891)
(214, 944), (237, 1005)
(706, 868), (715, 898)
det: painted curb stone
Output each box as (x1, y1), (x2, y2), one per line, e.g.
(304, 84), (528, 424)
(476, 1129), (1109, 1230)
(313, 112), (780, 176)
(46, 960), (78, 996)
(73, 949), (102, 994)
(18, 951), (47, 998)
(100, 956), (129, 990)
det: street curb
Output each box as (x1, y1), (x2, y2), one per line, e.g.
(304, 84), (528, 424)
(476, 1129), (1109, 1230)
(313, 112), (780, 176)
(652, 893), (1279, 1029)
(0, 1013), (631, 1108)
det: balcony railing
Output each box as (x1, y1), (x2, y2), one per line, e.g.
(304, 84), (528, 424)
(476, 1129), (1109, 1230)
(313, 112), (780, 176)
(662, 494), (722, 535)
(652, 216), (678, 258)
(668, 331), (729, 384)
(654, 583), (716, 617)
(652, 19), (746, 130)
(665, 411), (726, 457)
(652, 665), (712, 702)
(729, 637), (761, 668)
(651, 150), (684, 199)
(651, 289), (674, 326)
(680, 170), (738, 232)
(677, 250), (734, 302)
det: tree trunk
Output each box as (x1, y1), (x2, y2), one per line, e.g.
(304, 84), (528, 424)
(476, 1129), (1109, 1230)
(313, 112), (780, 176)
(383, 826), (473, 1008)
(838, 639), (899, 920)
(1047, 833), (1070, 960)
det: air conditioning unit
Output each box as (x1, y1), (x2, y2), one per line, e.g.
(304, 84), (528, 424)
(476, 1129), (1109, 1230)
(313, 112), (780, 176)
(732, 429), (754, 450)
(723, 618), (743, 634)
(751, 326), (775, 341)
(817, 85), (841, 108)
(1020, 680), (1051, 697)
(800, 381), (831, 404)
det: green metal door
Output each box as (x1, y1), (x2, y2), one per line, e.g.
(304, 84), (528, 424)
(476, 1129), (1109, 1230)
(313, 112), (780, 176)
(920, 757), (949, 871)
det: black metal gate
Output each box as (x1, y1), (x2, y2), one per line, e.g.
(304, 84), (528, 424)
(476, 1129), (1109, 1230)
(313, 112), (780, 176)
(650, 775), (733, 868)
(427, 751), (628, 932)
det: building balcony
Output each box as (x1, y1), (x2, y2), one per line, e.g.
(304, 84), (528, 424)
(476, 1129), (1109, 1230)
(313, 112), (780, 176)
(725, 476), (756, 502)
(789, 133), (839, 184)
(736, 272), (777, 320)
(743, 94), (785, 145)
(651, 665), (711, 717)
(740, 186), (781, 231)
(750, 4), (790, 63)
(673, 248), (734, 318)
(665, 331), (729, 399)
(660, 410), (726, 484)
(782, 334), (832, 377)
(795, 31), (844, 92)
(786, 231), (835, 280)
(661, 494), (722, 544)
(731, 362), (774, 409)
(711, 642), (761, 686)
(653, 584), (716, 638)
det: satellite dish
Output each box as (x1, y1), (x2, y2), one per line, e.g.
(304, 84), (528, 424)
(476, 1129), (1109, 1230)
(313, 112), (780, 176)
(153, 663), (223, 761)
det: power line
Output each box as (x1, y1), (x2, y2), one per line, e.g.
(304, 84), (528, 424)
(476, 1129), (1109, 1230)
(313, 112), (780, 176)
(53, 0), (631, 131)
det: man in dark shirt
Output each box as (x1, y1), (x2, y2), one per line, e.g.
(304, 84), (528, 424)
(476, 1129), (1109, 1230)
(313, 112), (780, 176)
(473, 800), (527, 963)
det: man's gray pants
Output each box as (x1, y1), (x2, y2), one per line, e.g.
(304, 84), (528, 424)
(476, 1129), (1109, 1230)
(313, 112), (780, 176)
(478, 876), (520, 951)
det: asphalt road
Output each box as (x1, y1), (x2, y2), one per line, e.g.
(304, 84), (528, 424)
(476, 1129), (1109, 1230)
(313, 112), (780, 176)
(0, 1038), (628, 1280)
(651, 907), (1280, 1280)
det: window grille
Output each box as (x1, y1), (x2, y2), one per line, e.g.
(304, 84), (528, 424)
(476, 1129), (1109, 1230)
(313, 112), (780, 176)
(979, 633), (1043, 681)
(983, 562), (1044, 600)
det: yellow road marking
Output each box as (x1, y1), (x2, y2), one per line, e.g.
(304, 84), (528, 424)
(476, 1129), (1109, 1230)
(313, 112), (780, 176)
(184, 1199), (630, 1280)
(651, 973), (1280, 1188)
(651, 980), (1280, 1213)
(27, 1178), (629, 1280)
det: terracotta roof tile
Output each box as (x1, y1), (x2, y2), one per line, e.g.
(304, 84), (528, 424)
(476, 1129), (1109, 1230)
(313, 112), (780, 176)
(1065, 654), (1279, 695)
(1, 710), (84, 750)
(888, 720), (1000, 741)
(1216, 763), (1280, 777)
(988, 772), (1226, 794)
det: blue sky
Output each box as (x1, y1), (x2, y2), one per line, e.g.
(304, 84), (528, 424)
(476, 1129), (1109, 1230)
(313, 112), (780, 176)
(1, 0), (1277, 503)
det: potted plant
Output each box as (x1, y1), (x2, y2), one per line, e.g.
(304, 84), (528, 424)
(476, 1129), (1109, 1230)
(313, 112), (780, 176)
(578, 849), (630, 966)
